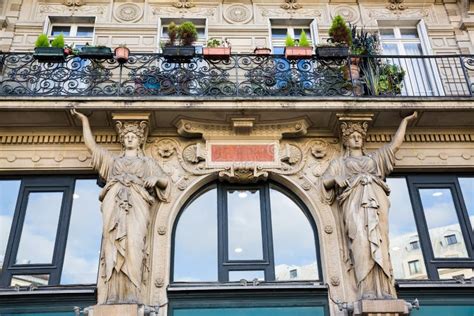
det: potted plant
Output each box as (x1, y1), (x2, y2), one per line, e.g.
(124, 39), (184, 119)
(317, 15), (351, 58)
(362, 60), (405, 96)
(284, 30), (313, 59)
(33, 33), (66, 62)
(203, 38), (231, 60)
(114, 44), (130, 63)
(254, 47), (271, 55)
(162, 21), (198, 61)
(78, 43), (114, 59)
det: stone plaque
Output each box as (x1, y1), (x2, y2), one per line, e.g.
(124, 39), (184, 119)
(207, 141), (280, 168)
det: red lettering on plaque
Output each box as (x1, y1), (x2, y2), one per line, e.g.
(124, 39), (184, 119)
(211, 144), (275, 162)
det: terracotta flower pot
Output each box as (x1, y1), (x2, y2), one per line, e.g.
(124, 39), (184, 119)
(203, 47), (231, 60)
(115, 47), (130, 63)
(254, 48), (271, 55)
(284, 46), (313, 60)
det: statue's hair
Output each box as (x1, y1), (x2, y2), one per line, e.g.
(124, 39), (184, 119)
(115, 120), (148, 145)
(340, 121), (368, 157)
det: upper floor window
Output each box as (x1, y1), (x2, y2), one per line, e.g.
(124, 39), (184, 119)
(47, 16), (95, 47)
(270, 19), (317, 54)
(388, 175), (474, 281)
(0, 176), (102, 287)
(172, 182), (320, 283)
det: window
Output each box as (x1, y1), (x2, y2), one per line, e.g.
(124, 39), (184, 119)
(378, 21), (444, 96)
(0, 176), (102, 287)
(159, 18), (207, 52)
(409, 240), (420, 250)
(445, 234), (458, 245)
(388, 175), (474, 281)
(408, 260), (421, 275)
(270, 19), (317, 54)
(173, 182), (320, 283)
(47, 16), (95, 47)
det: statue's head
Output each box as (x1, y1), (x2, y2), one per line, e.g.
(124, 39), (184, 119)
(341, 121), (368, 152)
(116, 121), (148, 152)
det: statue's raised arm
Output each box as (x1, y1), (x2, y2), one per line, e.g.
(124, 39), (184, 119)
(388, 111), (418, 153)
(71, 108), (100, 153)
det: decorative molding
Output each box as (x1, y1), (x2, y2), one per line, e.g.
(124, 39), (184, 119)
(218, 163), (269, 183)
(152, 6), (216, 18)
(62, 0), (84, 6)
(114, 3), (143, 23)
(280, 0), (302, 11)
(366, 133), (474, 143)
(331, 5), (360, 24)
(224, 4), (253, 24)
(175, 117), (310, 139)
(260, 7), (322, 18)
(387, 0), (406, 12)
(0, 134), (118, 145)
(38, 4), (106, 18)
(173, 0), (195, 9)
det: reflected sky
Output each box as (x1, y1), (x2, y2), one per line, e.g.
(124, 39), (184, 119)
(387, 178), (419, 238)
(174, 188), (218, 282)
(61, 180), (102, 284)
(0, 180), (21, 266)
(459, 178), (474, 229)
(229, 270), (264, 281)
(270, 188), (318, 280)
(228, 190), (263, 260)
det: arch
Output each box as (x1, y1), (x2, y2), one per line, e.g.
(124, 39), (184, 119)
(170, 178), (323, 283)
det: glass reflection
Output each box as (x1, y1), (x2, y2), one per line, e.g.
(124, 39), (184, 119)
(419, 188), (469, 258)
(61, 180), (102, 284)
(229, 270), (264, 282)
(459, 177), (474, 230)
(16, 192), (63, 264)
(270, 188), (318, 280)
(228, 190), (263, 260)
(10, 274), (49, 286)
(387, 178), (428, 279)
(438, 268), (474, 280)
(174, 188), (218, 282)
(0, 180), (21, 273)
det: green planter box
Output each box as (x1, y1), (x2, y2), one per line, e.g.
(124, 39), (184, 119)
(33, 47), (65, 62)
(163, 46), (196, 62)
(316, 46), (349, 58)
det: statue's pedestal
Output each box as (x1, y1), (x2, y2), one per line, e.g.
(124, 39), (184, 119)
(353, 299), (409, 316)
(88, 304), (143, 316)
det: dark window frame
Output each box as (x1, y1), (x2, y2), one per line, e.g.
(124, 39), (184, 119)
(0, 175), (100, 287)
(391, 174), (474, 280)
(171, 181), (322, 284)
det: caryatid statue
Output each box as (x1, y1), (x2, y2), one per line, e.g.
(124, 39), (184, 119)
(71, 109), (170, 305)
(322, 112), (418, 300)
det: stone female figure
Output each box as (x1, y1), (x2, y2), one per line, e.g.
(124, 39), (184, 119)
(71, 109), (169, 305)
(322, 112), (417, 300)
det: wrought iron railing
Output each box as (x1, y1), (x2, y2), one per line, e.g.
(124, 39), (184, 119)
(0, 53), (473, 98)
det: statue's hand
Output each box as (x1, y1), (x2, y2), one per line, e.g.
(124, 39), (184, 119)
(403, 111), (418, 123)
(70, 108), (88, 122)
(335, 175), (349, 188)
(144, 175), (160, 189)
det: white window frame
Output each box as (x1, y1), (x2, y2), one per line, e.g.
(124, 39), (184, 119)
(44, 16), (95, 47)
(268, 18), (318, 53)
(157, 18), (208, 53)
(379, 21), (445, 96)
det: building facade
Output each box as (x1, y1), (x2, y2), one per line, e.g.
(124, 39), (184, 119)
(0, 0), (474, 315)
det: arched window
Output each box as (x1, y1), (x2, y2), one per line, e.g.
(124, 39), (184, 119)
(172, 182), (321, 283)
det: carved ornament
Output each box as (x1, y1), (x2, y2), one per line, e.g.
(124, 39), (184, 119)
(173, 0), (195, 9)
(224, 4), (253, 24)
(114, 3), (143, 23)
(219, 163), (269, 183)
(63, 0), (84, 6)
(281, 0), (302, 11)
(387, 0), (406, 12)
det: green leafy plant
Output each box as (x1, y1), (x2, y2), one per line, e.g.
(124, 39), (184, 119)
(206, 38), (221, 48)
(178, 21), (198, 46)
(35, 34), (50, 48)
(350, 25), (380, 55)
(50, 33), (65, 49)
(285, 33), (295, 47)
(362, 60), (405, 95)
(167, 22), (178, 46)
(299, 30), (310, 47)
(329, 15), (352, 46)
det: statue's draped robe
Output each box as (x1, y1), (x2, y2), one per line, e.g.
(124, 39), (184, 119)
(322, 145), (396, 299)
(91, 147), (169, 304)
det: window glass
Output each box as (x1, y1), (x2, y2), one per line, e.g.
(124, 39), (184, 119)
(227, 190), (263, 260)
(419, 188), (469, 258)
(438, 268), (474, 280)
(387, 178), (428, 279)
(76, 26), (94, 37)
(174, 188), (218, 282)
(11, 274), (49, 286)
(459, 177), (474, 230)
(0, 180), (20, 274)
(408, 260), (421, 275)
(16, 192), (63, 264)
(382, 44), (399, 55)
(228, 270), (264, 281)
(270, 188), (318, 281)
(400, 28), (419, 39)
(51, 26), (70, 36)
(61, 180), (101, 284)
(271, 28), (287, 39)
(379, 29), (395, 39)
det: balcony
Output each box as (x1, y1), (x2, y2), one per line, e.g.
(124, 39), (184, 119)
(0, 52), (473, 99)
